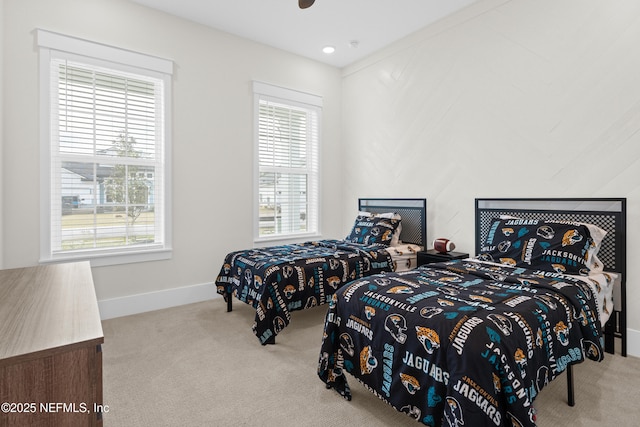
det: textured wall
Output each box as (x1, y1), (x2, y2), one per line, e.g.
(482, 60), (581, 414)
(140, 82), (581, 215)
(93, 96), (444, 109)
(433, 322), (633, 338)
(341, 0), (640, 354)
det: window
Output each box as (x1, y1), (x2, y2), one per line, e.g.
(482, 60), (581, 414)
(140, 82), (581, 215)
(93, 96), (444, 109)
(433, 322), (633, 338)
(37, 30), (172, 266)
(253, 82), (321, 241)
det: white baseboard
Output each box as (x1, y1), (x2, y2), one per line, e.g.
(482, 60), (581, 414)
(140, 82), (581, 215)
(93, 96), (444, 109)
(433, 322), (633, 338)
(98, 282), (220, 320)
(626, 328), (640, 358)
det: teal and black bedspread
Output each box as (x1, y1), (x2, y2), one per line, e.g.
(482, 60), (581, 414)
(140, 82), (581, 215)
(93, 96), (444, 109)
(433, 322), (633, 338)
(215, 239), (393, 344)
(318, 259), (604, 426)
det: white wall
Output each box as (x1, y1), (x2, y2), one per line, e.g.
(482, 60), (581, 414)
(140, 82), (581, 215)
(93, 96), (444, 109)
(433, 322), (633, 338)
(341, 0), (640, 355)
(1, 0), (343, 307)
(0, 0), (4, 269)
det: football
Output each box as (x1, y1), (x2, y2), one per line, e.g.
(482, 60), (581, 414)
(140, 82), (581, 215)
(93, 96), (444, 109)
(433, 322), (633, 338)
(433, 238), (455, 253)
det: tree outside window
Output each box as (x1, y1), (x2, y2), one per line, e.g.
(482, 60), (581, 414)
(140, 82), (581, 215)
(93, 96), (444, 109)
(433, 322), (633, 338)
(103, 134), (151, 227)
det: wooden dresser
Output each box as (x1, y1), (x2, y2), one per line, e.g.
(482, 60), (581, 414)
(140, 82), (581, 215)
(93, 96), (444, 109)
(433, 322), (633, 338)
(0, 262), (104, 427)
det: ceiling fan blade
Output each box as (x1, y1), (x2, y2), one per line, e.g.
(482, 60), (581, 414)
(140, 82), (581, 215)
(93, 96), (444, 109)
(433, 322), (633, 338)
(299, 0), (315, 9)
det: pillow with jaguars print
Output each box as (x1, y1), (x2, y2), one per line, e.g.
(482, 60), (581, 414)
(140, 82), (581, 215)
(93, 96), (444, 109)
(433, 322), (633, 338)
(477, 217), (606, 275)
(346, 214), (401, 246)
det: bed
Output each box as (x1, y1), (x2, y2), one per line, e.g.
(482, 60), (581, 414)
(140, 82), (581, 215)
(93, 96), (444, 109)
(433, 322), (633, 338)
(215, 198), (427, 344)
(318, 198), (626, 426)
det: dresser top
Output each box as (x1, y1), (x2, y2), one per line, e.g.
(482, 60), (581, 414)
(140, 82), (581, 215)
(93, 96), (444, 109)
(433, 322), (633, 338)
(0, 262), (104, 364)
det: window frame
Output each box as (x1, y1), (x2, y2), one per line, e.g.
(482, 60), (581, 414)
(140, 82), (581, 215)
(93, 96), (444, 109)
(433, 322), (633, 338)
(253, 81), (321, 243)
(37, 29), (173, 266)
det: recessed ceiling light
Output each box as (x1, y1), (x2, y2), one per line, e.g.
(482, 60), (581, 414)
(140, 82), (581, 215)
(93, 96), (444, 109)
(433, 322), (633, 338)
(322, 46), (336, 54)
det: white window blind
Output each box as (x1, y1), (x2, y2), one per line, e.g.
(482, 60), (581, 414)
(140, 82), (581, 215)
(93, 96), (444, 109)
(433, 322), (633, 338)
(253, 82), (321, 240)
(38, 30), (172, 265)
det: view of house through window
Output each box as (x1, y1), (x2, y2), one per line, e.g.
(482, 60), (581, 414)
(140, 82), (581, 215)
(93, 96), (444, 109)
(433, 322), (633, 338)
(254, 82), (321, 240)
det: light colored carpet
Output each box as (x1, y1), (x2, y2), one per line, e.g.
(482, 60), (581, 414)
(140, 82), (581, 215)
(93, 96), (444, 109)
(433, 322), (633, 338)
(102, 299), (640, 426)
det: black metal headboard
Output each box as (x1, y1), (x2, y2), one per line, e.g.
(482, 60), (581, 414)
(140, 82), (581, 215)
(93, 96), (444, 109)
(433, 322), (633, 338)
(359, 198), (427, 247)
(475, 198), (627, 356)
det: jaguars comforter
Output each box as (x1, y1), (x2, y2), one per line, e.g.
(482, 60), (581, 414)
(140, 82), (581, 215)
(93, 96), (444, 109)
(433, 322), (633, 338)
(318, 259), (604, 426)
(215, 239), (393, 344)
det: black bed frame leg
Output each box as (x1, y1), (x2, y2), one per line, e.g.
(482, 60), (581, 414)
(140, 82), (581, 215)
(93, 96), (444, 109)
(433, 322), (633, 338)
(226, 290), (233, 312)
(567, 365), (575, 407)
(604, 314), (615, 354)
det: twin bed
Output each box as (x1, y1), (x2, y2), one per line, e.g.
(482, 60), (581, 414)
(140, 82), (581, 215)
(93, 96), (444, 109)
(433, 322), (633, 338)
(215, 198), (427, 344)
(317, 198), (626, 427)
(214, 197), (626, 426)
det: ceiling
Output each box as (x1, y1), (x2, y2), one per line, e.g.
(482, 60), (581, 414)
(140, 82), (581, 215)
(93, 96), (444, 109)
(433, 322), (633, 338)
(130, 0), (478, 68)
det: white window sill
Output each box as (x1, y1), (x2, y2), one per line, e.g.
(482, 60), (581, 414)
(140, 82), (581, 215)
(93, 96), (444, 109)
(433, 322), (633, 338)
(40, 247), (172, 267)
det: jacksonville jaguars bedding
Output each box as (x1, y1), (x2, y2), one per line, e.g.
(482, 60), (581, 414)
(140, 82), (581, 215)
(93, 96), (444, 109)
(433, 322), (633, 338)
(318, 259), (612, 426)
(215, 239), (395, 344)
